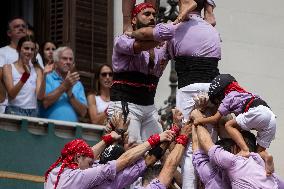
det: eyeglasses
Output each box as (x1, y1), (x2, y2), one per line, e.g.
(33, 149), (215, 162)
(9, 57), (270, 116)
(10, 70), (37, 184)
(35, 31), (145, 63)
(100, 72), (113, 77)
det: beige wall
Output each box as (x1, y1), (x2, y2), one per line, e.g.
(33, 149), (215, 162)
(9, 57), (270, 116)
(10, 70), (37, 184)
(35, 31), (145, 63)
(215, 0), (284, 177)
(114, 0), (284, 177)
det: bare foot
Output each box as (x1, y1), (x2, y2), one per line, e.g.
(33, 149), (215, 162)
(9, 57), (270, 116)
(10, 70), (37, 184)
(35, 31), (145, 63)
(264, 155), (274, 176)
(237, 150), (250, 158)
(204, 12), (216, 27)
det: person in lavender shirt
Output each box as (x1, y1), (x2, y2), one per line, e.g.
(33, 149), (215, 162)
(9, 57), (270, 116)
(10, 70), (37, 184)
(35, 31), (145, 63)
(191, 108), (284, 189)
(191, 119), (231, 189)
(135, 121), (192, 189)
(193, 74), (276, 176)
(44, 126), (175, 189)
(125, 1), (221, 188)
(110, 2), (171, 145)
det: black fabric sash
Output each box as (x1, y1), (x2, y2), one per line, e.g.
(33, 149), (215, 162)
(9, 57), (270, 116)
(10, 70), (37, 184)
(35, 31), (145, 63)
(174, 56), (220, 89)
(110, 71), (159, 106)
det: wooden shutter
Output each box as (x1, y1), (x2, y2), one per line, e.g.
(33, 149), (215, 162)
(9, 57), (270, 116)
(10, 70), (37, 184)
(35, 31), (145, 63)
(74, 0), (113, 92)
(34, 0), (113, 92)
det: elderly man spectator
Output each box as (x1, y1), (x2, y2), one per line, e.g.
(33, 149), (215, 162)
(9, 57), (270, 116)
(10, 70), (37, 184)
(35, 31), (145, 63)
(40, 46), (87, 122)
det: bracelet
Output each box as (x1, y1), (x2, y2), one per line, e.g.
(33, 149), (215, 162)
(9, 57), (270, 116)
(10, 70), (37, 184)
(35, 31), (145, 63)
(175, 134), (189, 147)
(147, 134), (160, 148)
(170, 123), (180, 136)
(102, 134), (113, 145)
(20, 72), (30, 83)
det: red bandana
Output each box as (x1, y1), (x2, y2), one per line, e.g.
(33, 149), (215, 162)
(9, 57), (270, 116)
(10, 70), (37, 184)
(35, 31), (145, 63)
(132, 3), (155, 18)
(45, 139), (94, 189)
(224, 81), (247, 95)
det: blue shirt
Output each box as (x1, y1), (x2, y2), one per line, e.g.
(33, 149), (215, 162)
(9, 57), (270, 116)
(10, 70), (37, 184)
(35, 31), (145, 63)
(40, 71), (87, 122)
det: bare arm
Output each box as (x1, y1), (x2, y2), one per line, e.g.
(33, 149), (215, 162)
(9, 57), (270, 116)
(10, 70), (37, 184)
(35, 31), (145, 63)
(92, 131), (121, 159)
(87, 93), (107, 124)
(0, 68), (6, 102)
(196, 125), (215, 153)
(42, 83), (67, 108)
(116, 141), (151, 172)
(116, 130), (174, 172)
(157, 123), (191, 187)
(122, 0), (135, 32)
(194, 111), (222, 126)
(145, 0), (158, 9)
(192, 125), (200, 153)
(68, 89), (87, 117)
(204, 2), (216, 26)
(3, 64), (25, 99)
(158, 143), (185, 187)
(130, 27), (155, 41)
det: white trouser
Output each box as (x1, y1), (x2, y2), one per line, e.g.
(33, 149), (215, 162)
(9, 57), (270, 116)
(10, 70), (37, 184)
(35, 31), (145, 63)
(108, 101), (163, 144)
(176, 83), (217, 189)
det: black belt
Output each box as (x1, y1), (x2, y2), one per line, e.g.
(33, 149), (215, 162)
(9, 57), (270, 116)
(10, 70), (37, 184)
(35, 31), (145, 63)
(243, 98), (270, 112)
(110, 71), (159, 106)
(175, 56), (220, 89)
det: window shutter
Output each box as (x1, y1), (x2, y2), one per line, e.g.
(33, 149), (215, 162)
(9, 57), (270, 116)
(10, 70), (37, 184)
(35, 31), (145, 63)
(34, 0), (113, 92)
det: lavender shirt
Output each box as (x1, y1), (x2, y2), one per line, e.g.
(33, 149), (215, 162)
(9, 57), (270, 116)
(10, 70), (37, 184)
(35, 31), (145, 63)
(153, 13), (221, 59)
(218, 91), (255, 116)
(134, 178), (166, 189)
(44, 159), (146, 189)
(208, 145), (279, 189)
(192, 150), (231, 189)
(112, 34), (169, 78)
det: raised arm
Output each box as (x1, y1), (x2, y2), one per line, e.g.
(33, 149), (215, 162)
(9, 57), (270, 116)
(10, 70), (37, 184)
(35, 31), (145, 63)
(116, 130), (174, 172)
(191, 110), (215, 153)
(157, 124), (191, 187)
(194, 111), (222, 127)
(3, 64), (27, 99)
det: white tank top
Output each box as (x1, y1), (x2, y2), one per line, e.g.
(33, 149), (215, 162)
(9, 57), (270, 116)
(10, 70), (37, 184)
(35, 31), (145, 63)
(95, 95), (110, 113)
(9, 63), (37, 109)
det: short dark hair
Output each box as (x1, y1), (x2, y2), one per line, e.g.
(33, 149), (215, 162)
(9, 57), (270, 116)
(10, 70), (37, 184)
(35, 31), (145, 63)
(216, 131), (257, 153)
(142, 164), (163, 185)
(216, 138), (235, 152)
(17, 35), (36, 52)
(7, 17), (26, 31)
(241, 130), (257, 153)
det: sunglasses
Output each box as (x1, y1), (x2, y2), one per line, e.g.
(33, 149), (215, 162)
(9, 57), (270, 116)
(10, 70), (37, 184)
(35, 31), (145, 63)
(100, 72), (113, 77)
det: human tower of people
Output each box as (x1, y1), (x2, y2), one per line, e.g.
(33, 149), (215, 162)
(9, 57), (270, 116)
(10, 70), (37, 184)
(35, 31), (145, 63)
(0, 0), (283, 188)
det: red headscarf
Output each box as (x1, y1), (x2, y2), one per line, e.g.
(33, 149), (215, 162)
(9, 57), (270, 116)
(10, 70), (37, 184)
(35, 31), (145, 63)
(45, 139), (94, 189)
(224, 81), (248, 95)
(132, 2), (155, 18)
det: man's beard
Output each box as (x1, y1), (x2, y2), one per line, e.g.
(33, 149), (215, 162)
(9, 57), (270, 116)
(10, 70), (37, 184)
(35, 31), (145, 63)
(135, 19), (155, 29)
